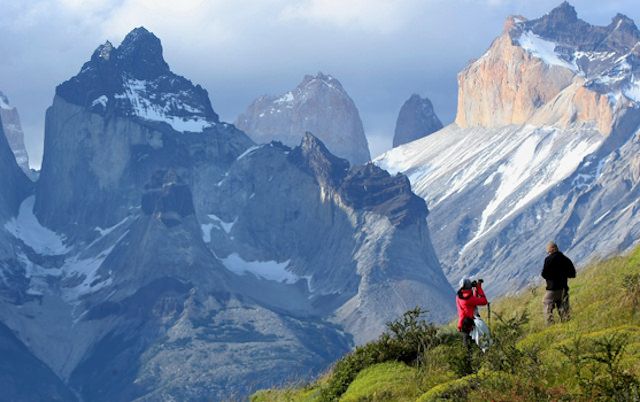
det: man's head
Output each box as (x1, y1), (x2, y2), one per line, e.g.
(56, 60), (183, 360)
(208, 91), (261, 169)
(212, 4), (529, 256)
(459, 277), (472, 290)
(546, 241), (559, 255)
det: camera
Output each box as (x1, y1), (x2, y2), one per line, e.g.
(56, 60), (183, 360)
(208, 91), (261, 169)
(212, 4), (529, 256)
(470, 279), (484, 287)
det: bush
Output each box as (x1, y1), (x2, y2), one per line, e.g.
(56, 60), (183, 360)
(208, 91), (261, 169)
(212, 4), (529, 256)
(482, 311), (530, 374)
(318, 307), (442, 401)
(559, 332), (640, 400)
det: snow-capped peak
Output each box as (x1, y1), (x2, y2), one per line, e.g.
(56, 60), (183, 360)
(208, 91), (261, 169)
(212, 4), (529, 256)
(56, 27), (219, 133)
(509, 3), (640, 106)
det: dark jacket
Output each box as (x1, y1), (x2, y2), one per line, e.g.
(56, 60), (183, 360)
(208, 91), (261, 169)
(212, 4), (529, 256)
(541, 251), (576, 291)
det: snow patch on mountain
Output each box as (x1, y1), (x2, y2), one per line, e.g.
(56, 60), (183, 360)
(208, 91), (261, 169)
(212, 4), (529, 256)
(275, 91), (294, 105)
(221, 253), (297, 283)
(517, 31), (577, 70)
(5, 196), (69, 256)
(623, 77), (640, 102)
(115, 79), (214, 133)
(60, 248), (115, 302)
(91, 95), (108, 108)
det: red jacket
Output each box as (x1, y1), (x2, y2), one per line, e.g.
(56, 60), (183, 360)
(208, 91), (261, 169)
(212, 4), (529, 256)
(456, 283), (488, 331)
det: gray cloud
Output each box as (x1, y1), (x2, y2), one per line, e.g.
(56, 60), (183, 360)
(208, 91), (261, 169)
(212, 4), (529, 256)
(0, 0), (638, 167)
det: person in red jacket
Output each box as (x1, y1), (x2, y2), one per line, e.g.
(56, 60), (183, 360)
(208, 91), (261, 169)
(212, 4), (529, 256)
(456, 277), (488, 347)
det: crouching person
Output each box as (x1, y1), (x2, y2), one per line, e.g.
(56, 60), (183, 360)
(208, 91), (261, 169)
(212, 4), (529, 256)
(456, 278), (488, 348)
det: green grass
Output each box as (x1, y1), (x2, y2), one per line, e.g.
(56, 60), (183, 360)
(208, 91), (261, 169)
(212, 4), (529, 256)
(251, 247), (640, 401)
(340, 362), (420, 402)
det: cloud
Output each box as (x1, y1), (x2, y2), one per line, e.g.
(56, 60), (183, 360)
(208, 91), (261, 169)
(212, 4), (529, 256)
(1, 0), (638, 169)
(100, 0), (230, 43)
(279, 0), (416, 33)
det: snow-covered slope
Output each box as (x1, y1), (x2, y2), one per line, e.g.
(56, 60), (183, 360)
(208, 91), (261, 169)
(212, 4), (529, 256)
(379, 124), (603, 246)
(376, 3), (640, 295)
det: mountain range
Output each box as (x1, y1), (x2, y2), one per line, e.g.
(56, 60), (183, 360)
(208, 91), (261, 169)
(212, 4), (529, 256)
(0, 27), (453, 400)
(2, 2), (640, 399)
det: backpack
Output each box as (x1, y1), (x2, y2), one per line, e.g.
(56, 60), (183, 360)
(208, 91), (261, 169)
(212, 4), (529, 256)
(470, 316), (492, 352)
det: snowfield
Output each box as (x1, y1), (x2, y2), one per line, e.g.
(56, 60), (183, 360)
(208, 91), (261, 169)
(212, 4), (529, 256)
(376, 123), (604, 251)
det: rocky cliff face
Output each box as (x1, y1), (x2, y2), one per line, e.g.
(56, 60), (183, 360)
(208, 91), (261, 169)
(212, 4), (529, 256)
(393, 94), (443, 147)
(0, 91), (31, 174)
(0, 114), (31, 221)
(0, 104), (67, 400)
(235, 73), (371, 165)
(1, 28), (454, 401)
(455, 1), (639, 135)
(376, 3), (640, 296)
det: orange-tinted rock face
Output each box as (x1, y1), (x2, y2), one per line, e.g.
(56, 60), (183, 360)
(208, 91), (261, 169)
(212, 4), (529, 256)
(454, 16), (619, 135)
(455, 31), (575, 128)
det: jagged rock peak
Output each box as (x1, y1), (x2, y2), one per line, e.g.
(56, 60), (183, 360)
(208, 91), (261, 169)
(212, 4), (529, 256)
(56, 26), (219, 132)
(0, 91), (10, 109)
(0, 91), (31, 173)
(235, 72), (371, 165)
(509, 2), (640, 53)
(300, 72), (345, 91)
(340, 163), (428, 227)
(288, 132), (350, 187)
(86, 27), (169, 79)
(393, 94), (443, 147)
(116, 27), (170, 78)
(548, 1), (578, 23)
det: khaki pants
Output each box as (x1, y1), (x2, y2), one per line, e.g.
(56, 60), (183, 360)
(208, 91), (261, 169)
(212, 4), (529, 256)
(543, 289), (570, 324)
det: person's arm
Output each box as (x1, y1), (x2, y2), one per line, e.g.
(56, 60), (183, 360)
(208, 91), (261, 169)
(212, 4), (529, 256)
(472, 283), (489, 306)
(541, 256), (551, 279)
(566, 256), (576, 278)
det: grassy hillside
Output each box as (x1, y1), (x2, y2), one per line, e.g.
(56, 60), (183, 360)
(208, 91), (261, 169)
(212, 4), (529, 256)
(251, 247), (640, 401)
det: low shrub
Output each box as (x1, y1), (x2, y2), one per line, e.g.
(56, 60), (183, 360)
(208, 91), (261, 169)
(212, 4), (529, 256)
(318, 307), (442, 401)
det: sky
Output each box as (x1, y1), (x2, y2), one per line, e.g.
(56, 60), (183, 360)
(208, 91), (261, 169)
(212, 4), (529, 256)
(1, 0), (639, 168)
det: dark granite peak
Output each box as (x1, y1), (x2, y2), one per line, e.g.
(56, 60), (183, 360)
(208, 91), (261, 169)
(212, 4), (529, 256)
(289, 132), (350, 186)
(116, 27), (170, 79)
(340, 163), (428, 227)
(548, 2), (577, 24)
(393, 94), (442, 147)
(56, 27), (218, 126)
(514, 2), (640, 54)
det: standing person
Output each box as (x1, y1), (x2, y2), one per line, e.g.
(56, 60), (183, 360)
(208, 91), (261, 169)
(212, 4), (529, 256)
(541, 241), (576, 324)
(456, 278), (488, 348)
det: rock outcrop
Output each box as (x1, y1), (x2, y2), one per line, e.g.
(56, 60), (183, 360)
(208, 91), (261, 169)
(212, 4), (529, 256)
(0, 91), (31, 174)
(393, 94), (443, 147)
(235, 73), (371, 165)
